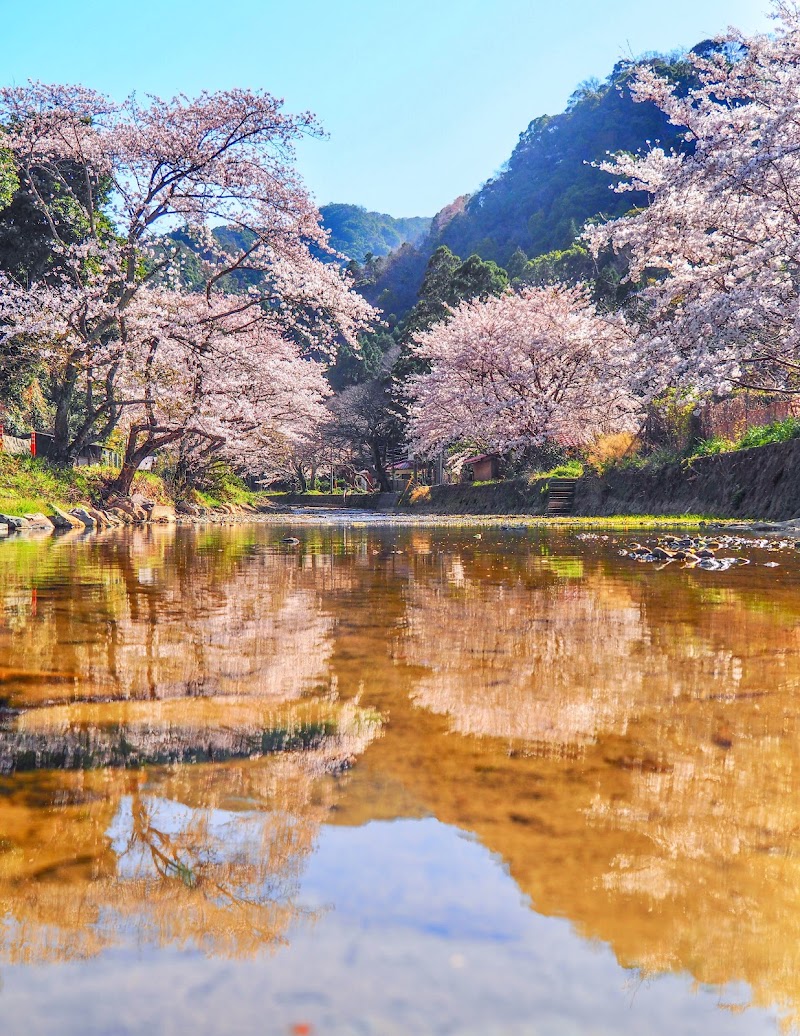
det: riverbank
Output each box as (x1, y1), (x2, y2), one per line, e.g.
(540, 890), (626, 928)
(0, 453), (268, 534)
(388, 438), (800, 522)
(4, 435), (798, 534)
(572, 437), (800, 520)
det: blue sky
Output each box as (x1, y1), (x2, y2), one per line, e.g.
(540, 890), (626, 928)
(0, 0), (773, 217)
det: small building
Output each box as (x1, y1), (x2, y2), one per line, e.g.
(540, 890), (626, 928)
(388, 459), (415, 491)
(463, 453), (502, 482)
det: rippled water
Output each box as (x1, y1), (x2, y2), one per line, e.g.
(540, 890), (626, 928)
(1, 519), (799, 1035)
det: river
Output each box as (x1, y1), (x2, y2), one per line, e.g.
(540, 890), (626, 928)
(0, 517), (798, 1035)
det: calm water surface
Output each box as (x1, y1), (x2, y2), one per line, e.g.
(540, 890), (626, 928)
(0, 519), (799, 1035)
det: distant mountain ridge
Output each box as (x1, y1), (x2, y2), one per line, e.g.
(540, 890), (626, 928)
(319, 203), (431, 261)
(352, 50), (699, 322)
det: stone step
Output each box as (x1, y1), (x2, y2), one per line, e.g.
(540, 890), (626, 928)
(546, 477), (578, 516)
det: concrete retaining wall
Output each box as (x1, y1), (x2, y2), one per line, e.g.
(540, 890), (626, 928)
(572, 438), (800, 520)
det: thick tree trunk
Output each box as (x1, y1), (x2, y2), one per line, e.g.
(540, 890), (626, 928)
(106, 426), (164, 498)
(51, 366), (80, 463)
(111, 458), (140, 498)
(106, 425), (196, 499)
(50, 362), (120, 465)
(370, 439), (391, 492)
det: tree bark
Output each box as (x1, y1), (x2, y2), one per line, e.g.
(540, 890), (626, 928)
(370, 438), (391, 492)
(51, 364), (80, 463)
(106, 425), (180, 498)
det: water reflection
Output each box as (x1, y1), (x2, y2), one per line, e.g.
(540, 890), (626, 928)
(0, 527), (380, 964)
(1, 524), (800, 1031)
(388, 535), (800, 1032)
(0, 527), (337, 707)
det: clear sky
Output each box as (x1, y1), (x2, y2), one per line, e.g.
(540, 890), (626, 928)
(0, 0), (774, 217)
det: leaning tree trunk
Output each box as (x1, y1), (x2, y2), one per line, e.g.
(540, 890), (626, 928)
(105, 425), (182, 499)
(110, 456), (141, 498)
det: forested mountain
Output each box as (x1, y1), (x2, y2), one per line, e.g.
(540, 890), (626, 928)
(162, 206), (430, 292)
(158, 49), (696, 328)
(356, 51), (696, 323)
(319, 204), (431, 261)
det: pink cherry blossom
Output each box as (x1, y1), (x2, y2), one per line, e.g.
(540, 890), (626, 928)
(586, 2), (800, 397)
(0, 83), (375, 476)
(408, 284), (638, 458)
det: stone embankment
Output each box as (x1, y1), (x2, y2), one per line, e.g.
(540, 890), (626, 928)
(0, 497), (280, 535)
(394, 480), (549, 515)
(261, 492), (381, 509)
(390, 439), (800, 521)
(0, 496), (180, 535)
(572, 438), (800, 521)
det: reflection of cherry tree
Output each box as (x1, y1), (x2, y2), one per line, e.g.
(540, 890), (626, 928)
(0, 700), (381, 962)
(0, 528), (338, 708)
(392, 549), (800, 1033)
(396, 550), (800, 755)
(397, 564), (646, 750)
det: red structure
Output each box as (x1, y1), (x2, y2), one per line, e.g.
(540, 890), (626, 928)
(463, 453), (501, 481)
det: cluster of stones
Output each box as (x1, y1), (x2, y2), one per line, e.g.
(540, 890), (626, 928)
(0, 496), (176, 535)
(620, 536), (757, 571)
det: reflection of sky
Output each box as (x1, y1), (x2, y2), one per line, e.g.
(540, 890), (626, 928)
(0, 819), (779, 1036)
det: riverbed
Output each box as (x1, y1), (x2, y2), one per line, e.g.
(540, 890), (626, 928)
(0, 517), (799, 1035)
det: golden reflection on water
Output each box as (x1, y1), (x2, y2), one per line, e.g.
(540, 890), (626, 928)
(2, 524), (800, 1029)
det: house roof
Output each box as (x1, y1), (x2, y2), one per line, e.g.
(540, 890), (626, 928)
(463, 453), (500, 465)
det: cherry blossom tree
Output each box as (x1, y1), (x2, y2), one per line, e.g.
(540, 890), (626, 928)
(407, 284), (638, 458)
(109, 288), (331, 496)
(586, 3), (800, 396)
(0, 83), (374, 471)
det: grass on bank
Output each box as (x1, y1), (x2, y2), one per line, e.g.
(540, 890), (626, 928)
(0, 454), (107, 514)
(606, 416), (800, 474)
(0, 454), (263, 517)
(685, 416), (800, 462)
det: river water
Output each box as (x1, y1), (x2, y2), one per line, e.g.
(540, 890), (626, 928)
(0, 517), (799, 1035)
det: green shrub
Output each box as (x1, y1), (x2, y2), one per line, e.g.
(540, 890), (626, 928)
(737, 416), (800, 449)
(531, 460), (584, 480)
(684, 436), (734, 461)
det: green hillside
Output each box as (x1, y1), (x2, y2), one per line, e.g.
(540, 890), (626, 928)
(319, 204), (431, 261)
(356, 50), (695, 323)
